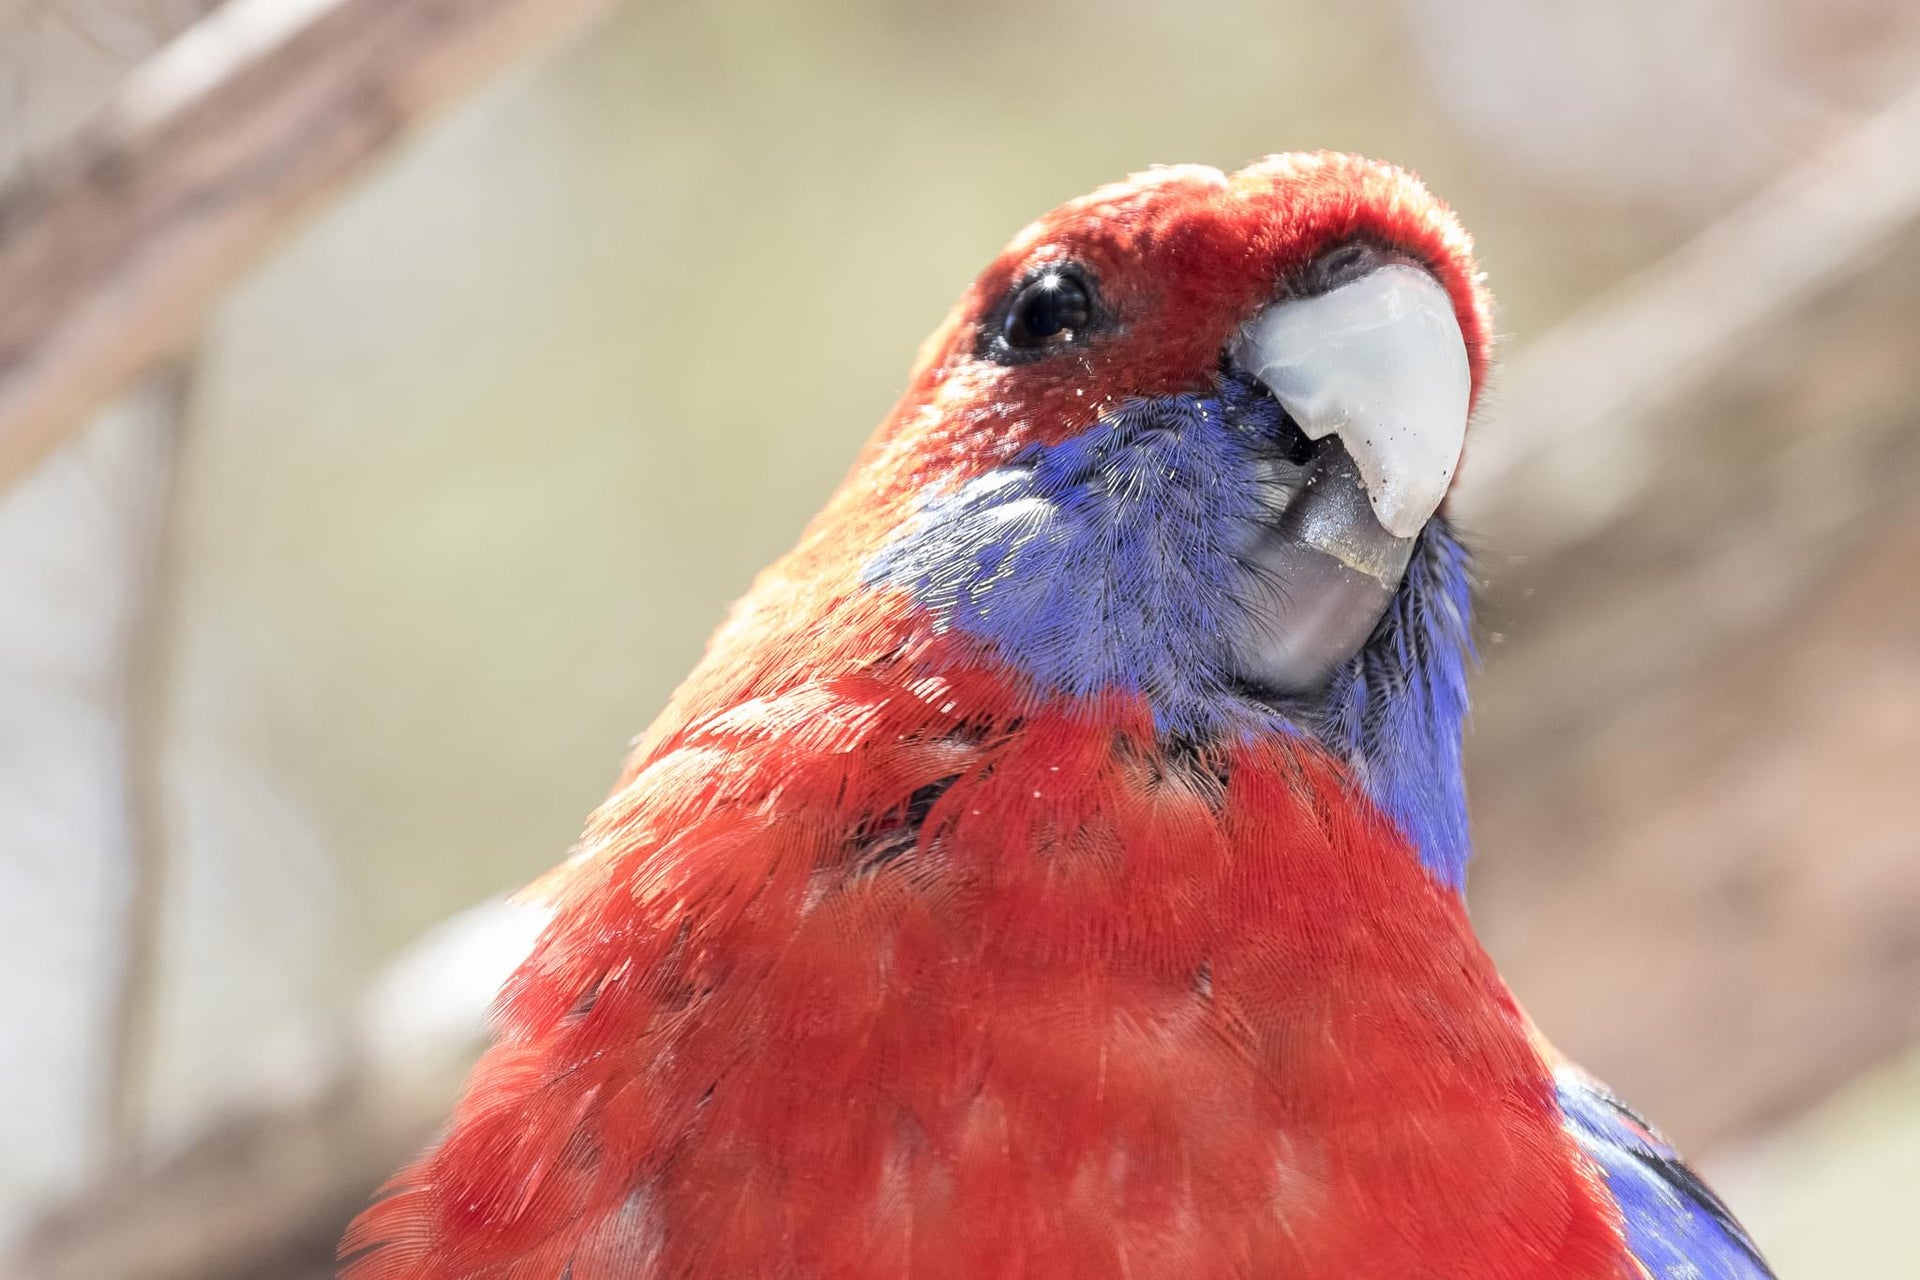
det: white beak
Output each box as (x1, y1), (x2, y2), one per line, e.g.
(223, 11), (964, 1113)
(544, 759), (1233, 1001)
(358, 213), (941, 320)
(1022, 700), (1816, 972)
(1229, 264), (1471, 539)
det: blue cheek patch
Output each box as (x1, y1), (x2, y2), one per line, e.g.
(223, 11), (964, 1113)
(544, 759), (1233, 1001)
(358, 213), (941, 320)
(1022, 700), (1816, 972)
(864, 379), (1475, 888)
(865, 389), (1271, 738)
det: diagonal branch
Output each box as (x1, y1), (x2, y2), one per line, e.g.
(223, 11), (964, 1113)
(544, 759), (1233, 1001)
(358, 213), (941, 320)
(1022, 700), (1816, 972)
(0, 0), (618, 492)
(100, 359), (195, 1175)
(1454, 75), (1920, 558)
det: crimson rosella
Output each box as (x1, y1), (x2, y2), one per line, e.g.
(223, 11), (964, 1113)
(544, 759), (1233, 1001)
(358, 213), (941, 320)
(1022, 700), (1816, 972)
(342, 154), (1774, 1280)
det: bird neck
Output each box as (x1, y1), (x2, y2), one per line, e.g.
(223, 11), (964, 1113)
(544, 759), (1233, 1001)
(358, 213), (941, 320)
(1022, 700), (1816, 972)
(1312, 522), (1477, 889)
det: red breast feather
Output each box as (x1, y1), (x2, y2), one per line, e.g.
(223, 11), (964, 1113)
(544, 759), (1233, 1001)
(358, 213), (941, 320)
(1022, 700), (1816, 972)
(344, 639), (1630, 1279)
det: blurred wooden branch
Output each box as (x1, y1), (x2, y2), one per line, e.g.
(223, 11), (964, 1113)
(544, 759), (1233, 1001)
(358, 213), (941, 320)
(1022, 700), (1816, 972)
(1453, 75), (1920, 558)
(18, 1078), (434, 1280)
(1474, 492), (1920, 1149)
(6, 900), (548, 1280)
(0, 0), (618, 493)
(1459, 81), (1920, 1149)
(101, 363), (195, 1174)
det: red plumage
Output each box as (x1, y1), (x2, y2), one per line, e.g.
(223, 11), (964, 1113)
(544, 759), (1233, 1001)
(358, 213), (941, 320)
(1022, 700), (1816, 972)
(342, 155), (1640, 1279)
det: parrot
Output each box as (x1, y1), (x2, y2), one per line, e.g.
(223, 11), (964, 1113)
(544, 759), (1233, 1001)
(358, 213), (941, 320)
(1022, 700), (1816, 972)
(341, 154), (1775, 1280)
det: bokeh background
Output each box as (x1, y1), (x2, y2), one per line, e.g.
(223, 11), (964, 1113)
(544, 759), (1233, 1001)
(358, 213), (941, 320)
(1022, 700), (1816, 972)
(2, 1), (1918, 1276)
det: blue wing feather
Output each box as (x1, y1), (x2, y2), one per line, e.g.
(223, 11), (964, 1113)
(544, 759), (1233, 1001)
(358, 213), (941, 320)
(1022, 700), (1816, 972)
(1555, 1067), (1775, 1280)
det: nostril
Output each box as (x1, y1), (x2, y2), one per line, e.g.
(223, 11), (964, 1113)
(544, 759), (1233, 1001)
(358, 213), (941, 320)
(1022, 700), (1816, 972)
(1286, 239), (1412, 299)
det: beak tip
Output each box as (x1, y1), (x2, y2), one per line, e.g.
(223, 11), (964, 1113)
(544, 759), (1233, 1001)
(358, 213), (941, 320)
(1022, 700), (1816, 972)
(1367, 482), (1439, 540)
(1238, 263), (1470, 544)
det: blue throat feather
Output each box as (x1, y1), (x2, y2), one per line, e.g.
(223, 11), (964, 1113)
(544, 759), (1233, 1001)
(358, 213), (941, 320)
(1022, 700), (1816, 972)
(866, 372), (1476, 888)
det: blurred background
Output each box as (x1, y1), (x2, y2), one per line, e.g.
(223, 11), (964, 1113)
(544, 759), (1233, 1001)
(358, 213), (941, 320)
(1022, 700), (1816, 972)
(1, 1), (1917, 1276)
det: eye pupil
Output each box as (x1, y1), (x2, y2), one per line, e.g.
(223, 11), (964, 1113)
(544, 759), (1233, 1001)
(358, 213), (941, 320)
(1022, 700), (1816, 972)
(1003, 270), (1092, 349)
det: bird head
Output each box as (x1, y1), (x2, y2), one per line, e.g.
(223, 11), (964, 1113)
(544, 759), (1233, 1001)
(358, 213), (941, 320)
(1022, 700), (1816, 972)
(864, 153), (1489, 692)
(672, 153), (1493, 884)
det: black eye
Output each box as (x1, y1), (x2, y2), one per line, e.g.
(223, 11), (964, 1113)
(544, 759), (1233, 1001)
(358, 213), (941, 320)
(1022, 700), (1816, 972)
(1001, 268), (1093, 351)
